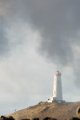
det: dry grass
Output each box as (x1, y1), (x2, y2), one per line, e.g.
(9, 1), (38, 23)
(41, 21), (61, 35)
(7, 101), (80, 120)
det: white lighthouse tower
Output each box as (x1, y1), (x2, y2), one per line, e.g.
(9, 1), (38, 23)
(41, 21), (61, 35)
(48, 71), (63, 103)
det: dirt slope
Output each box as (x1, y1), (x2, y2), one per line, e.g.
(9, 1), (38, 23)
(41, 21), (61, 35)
(9, 101), (80, 120)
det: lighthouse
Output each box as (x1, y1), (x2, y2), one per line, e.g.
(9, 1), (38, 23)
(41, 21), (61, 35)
(48, 71), (63, 103)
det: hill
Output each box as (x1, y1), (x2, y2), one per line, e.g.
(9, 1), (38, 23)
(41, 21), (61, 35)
(4, 101), (80, 120)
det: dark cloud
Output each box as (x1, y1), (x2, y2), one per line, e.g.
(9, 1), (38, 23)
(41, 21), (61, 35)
(0, 16), (9, 56)
(0, 0), (30, 56)
(22, 0), (80, 65)
(1, 0), (80, 85)
(1, 0), (80, 62)
(18, 0), (80, 87)
(3, 0), (78, 65)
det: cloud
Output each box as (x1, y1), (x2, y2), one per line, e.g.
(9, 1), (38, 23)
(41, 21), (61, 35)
(0, 22), (56, 114)
(21, 0), (80, 65)
(2, 0), (80, 69)
(19, 0), (80, 87)
(0, 18), (9, 56)
(1, 0), (80, 62)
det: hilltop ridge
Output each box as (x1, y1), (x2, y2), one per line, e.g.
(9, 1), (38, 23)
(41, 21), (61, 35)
(7, 101), (80, 120)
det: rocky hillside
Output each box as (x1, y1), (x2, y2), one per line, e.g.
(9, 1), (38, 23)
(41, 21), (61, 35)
(1, 101), (80, 120)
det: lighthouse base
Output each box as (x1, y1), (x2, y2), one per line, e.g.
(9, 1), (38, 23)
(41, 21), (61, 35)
(48, 96), (65, 103)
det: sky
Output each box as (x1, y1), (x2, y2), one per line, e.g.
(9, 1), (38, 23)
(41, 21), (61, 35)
(0, 0), (80, 115)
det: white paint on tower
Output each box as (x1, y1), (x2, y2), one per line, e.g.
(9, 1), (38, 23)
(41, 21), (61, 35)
(53, 71), (62, 101)
(48, 71), (63, 103)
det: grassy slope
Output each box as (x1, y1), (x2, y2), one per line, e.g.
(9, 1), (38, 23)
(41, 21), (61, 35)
(10, 101), (80, 120)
